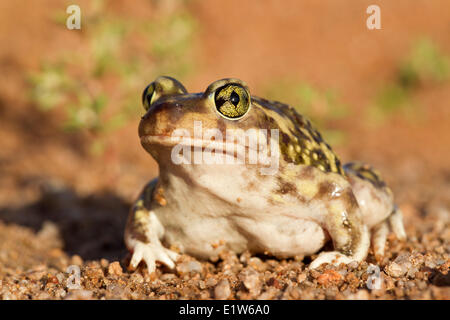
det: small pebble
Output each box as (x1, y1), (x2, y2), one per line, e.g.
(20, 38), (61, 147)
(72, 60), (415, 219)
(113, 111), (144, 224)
(100, 259), (109, 269)
(297, 273), (307, 283)
(106, 284), (125, 297)
(248, 257), (265, 271)
(206, 277), (217, 287)
(386, 262), (406, 278)
(65, 290), (94, 300)
(214, 279), (231, 299)
(239, 269), (261, 295)
(108, 261), (123, 277)
(317, 270), (343, 286)
(130, 272), (144, 284)
(177, 260), (202, 274)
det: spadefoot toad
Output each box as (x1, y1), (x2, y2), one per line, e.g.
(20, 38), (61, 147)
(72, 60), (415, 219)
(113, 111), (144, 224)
(125, 76), (406, 272)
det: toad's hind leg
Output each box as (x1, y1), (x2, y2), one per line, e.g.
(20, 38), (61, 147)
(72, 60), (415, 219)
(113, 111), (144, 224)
(372, 206), (406, 260)
(309, 187), (371, 269)
(389, 205), (406, 240)
(372, 220), (389, 260)
(343, 161), (407, 259)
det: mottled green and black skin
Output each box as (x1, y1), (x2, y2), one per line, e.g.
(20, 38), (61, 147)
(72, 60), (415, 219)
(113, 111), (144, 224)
(125, 76), (406, 271)
(344, 162), (387, 190)
(254, 97), (345, 175)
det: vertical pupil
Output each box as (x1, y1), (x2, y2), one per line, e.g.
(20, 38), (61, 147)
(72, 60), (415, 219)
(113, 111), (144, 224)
(142, 85), (150, 105)
(230, 91), (240, 106)
(142, 83), (155, 108)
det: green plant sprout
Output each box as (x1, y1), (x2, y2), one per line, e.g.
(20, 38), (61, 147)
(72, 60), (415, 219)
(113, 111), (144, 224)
(368, 38), (449, 124)
(29, 0), (197, 155)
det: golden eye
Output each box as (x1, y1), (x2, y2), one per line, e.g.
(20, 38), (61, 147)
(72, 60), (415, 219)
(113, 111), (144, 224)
(214, 84), (250, 119)
(141, 76), (188, 111)
(142, 82), (155, 111)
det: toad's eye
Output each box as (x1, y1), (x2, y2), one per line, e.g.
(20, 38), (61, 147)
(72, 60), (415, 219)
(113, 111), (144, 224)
(214, 84), (250, 120)
(142, 83), (155, 111)
(142, 76), (188, 111)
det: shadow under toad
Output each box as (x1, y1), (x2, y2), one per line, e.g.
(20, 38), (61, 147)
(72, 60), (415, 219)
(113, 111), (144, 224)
(0, 181), (130, 262)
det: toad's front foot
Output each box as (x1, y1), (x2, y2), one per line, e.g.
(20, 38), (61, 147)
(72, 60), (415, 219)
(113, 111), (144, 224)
(309, 251), (357, 269)
(129, 240), (179, 272)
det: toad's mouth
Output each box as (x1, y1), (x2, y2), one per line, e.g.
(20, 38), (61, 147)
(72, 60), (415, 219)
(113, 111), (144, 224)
(140, 134), (260, 161)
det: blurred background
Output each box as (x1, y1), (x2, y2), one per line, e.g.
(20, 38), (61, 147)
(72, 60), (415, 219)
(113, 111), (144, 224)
(0, 0), (449, 265)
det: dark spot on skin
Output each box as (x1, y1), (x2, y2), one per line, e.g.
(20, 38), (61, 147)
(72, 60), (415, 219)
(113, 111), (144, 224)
(281, 132), (290, 144)
(341, 188), (359, 211)
(323, 161), (331, 172)
(335, 158), (342, 170)
(246, 180), (257, 192)
(293, 113), (307, 127)
(277, 181), (297, 195)
(257, 113), (277, 131)
(315, 181), (335, 199)
(297, 129), (312, 142)
(312, 149), (325, 160)
(310, 129), (323, 144)
(279, 147), (293, 164)
(299, 166), (315, 180)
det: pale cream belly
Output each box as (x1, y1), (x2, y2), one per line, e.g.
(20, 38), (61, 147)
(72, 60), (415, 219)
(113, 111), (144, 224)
(160, 213), (328, 260)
